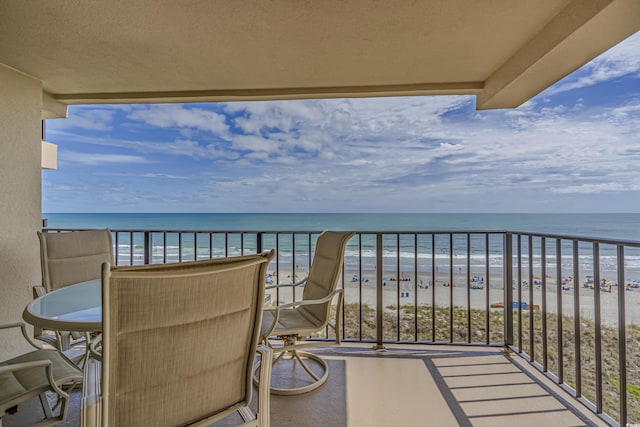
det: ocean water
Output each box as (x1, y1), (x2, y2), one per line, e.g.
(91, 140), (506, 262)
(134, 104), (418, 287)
(43, 213), (640, 275)
(42, 212), (640, 240)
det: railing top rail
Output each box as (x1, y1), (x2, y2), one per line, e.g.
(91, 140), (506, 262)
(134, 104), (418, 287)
(43, 227), (510, 234)
(505, 230), (640, 247)
(42, 227), (640, 247)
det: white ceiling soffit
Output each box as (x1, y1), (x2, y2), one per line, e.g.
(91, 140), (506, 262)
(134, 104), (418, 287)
(0, 0), (639, 110)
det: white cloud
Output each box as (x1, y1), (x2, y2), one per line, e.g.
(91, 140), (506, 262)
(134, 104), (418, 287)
(603, 101), (640, 122)
(231, 135), (281, 153)
(48, 107), (116, 131)
(546, 31), (640, 95)
(439, 142), (464, 150)
(52, 132), (239, 161)
(221, 96), (473, 166)
(211, 93), (640, 211)
(550, 182), (640, 194)
(226, 100), (326, 134)
(128, 105), (230, 137)
(43, 182), (89, 191)
(61, 151), (155, 165)
(106, 172), (189, 179)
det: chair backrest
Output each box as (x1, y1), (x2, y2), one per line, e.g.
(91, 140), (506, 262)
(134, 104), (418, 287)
(300, 231), (355, 325)
(38, 229), (114, 292)
(101, 250), (275, 427)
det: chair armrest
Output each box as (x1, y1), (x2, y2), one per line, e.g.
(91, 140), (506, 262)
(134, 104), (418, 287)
(264, 289), (343, 337)
(0, 359), (70, 407)
(31, 286), (47, 339)
(0, 322), (26, 331)
(273, 289), (342, 311)
(33, 285), (47, 298)
(0, 322), (43, 350)
(0, 359), (51, 375)
(88, 334), (103, 362)
(265, 277), (308, 290)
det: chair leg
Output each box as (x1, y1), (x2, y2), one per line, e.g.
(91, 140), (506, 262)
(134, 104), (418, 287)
(292, 350), (321, 381)
(256, 346), (272, 427)
(237, 407), (255, 423)
(241, 346), (272, 426)
(39, 392), (54, 419)
(253, 337), (330, 395)
(266, 349), (329, 396)
(56, 331), (72, 352)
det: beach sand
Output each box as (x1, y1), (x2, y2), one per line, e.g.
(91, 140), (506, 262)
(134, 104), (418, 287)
(265, 267), (640, 327)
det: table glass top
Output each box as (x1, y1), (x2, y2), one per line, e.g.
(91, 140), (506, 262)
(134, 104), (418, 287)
(26, 279), (101, 325)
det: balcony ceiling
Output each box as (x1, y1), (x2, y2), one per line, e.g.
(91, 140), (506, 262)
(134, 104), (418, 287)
(1, 0), (639, 110)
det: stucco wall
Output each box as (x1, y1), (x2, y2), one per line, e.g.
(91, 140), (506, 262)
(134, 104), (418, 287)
(0, 64), (43, 358)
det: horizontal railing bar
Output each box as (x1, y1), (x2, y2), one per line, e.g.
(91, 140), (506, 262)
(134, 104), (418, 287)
(43, 227), (640, 246)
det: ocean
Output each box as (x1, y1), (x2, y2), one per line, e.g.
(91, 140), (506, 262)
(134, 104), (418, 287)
(42, 212), (640, 240)
(42, 213), (640, 276)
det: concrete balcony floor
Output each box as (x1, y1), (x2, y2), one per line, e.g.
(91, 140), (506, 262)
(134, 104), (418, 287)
(3, 344), (607, 427)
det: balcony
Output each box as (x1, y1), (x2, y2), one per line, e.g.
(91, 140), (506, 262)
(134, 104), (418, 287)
(4, 343), (608, 427)
(9, 227), (639, 426)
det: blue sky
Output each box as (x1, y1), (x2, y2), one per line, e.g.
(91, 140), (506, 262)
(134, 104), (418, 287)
(44, 31), (640, 214)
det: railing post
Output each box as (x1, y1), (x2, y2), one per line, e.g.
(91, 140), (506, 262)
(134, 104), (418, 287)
(485, 234), (490, 345)
(114, 232), (119, 265)
(593, 242), (602, 414)
(556, 239), (563, 383)
(375, 233), (385, 350)
(617, 245), (627, 425)
(541, 237), (548, 371)
(517, 235), (522, 352)
(528, 236), (534, 362)
(504, 233), (513, 347)
(573, 240), (581, 397)
(449, 233), (454, 343)
(431, 234), (436, 342)
(144, 231), (152, 264)
(129, 231), (134, 265)
(257, 233), (263, 253)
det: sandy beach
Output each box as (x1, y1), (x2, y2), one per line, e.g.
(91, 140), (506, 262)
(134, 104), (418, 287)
(266, 267), (640, 327)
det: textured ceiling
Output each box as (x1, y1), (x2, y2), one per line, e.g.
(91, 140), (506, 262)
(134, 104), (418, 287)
(1, 0), (639, 109)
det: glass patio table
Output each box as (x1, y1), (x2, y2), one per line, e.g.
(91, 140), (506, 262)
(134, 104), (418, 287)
(23, 277), (272, 351)
(23, 279), (101, 350)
